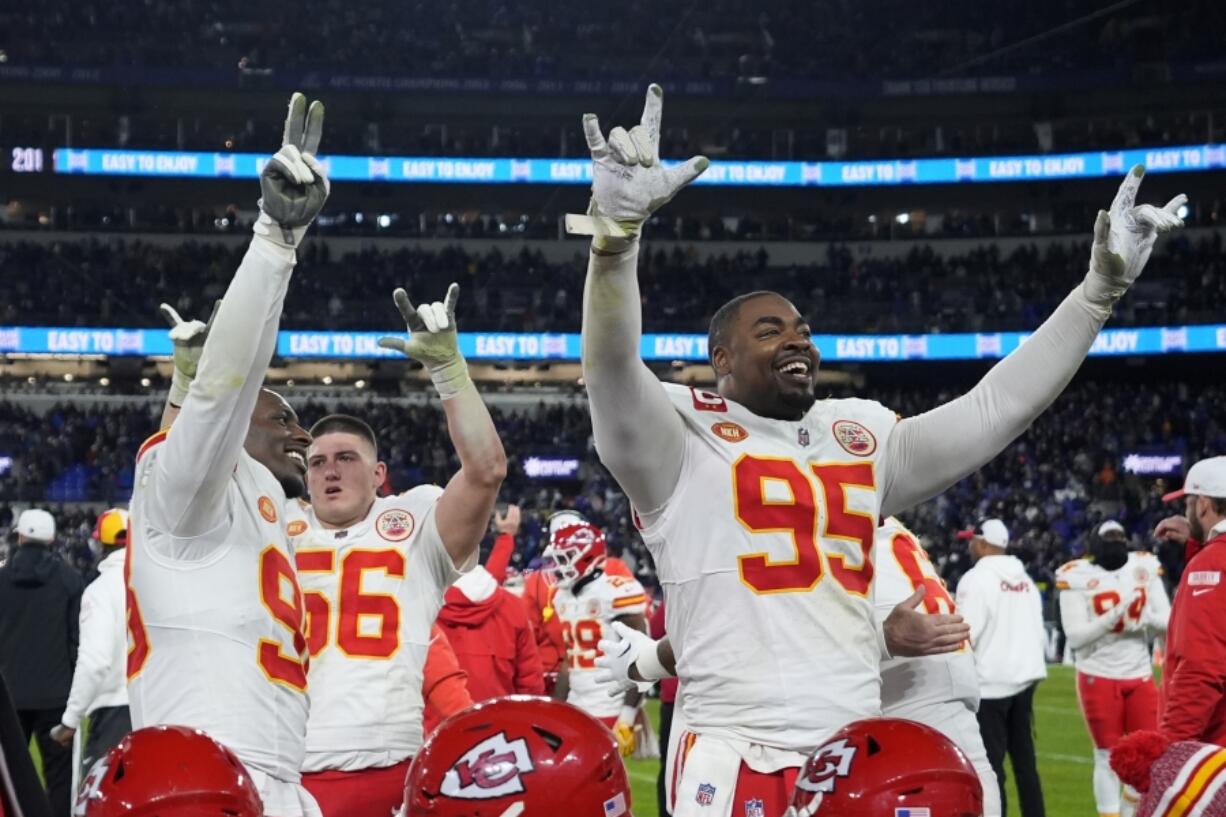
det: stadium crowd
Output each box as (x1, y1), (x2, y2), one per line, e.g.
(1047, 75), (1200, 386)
(2, 231), (1224, 334)
(0, 0), (1219, 80)
(3, 378), (1220, 599)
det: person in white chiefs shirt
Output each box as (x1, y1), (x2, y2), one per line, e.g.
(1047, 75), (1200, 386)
(875, 517), (1001, 817)
(50, 509), (132, 773)
(1057, 520), (1170, 817)
(578, 83), (1182, 817)
(128, 93), (329, 817)
(543, 512), (650, 757)
(284, 397), (505, 817)
(955, 519), (1048, 817)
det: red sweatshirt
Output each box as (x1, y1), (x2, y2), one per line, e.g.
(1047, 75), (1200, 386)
(438, 568), (545, 703)
(1161, 529), (1226, 744)
(422, 625), (473, 738)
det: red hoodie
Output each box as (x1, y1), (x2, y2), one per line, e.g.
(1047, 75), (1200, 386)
(1162, 529), (1226, 744)
(438, 567), (545, 703)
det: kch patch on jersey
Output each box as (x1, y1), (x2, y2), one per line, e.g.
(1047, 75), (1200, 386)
(287, 520), (308, 536)
(258, 496), (278, 523)
(831, 420), (877, 457)
(376, 509), (415, 542)
(1188, 571), (1221, 587)
(795, 738), (858, 795)
(440, 732), (535, 799)
(711, 422), (749, 443)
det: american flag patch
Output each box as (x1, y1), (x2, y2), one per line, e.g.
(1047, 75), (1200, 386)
(603, 792), (627, 816)
(895, 808), (931, 817)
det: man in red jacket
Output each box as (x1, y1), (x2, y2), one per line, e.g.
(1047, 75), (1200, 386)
(1152, 456), (1226, 744)
(437, 565), (546, 702)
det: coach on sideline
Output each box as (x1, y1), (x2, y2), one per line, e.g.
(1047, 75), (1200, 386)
(956, 518), (1048, 817)
(1152, 456), (1226, 744)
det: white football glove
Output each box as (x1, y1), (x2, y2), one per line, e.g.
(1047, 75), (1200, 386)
(1083, 165), (1186, 306)
(377, 284), (472, 398)
(159, 300), (220, 406)
(594, 621), (660, 697)
(253, 92), (331, 250)
(576, 84), (709, 252)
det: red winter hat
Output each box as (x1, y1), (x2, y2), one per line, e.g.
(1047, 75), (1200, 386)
(1112, 731), (1226, 817)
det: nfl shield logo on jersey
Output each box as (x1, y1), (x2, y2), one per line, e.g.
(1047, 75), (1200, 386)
(745, 798), (765, 817)
(696, 783), (716, 806)
(798, 428), (810, 446)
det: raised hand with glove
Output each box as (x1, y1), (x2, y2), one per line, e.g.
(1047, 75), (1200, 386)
(159, 301), (220, 408)
(252, 92), (330, 251)
(1082, 165), (1186, 307)
(377, 283), (471, 399)
(569, 84), (709, 254)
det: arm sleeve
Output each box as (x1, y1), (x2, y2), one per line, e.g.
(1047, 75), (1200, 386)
(880, 287), (1110, 517)
(514, 613), (546, 695)
(1059, 589), (1128, 651)
(581, 247), (686, 514)
(60, 586), (115, 730)
(485, 534), (515, 584)
(955, 573), (990, 649)
(148, 237), (295, 539)
(1160, 585), (1226, 741)
(1146, 570), (1172, 634)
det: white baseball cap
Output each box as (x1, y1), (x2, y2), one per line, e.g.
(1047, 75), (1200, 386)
(1097, 520), (1127, 537)
(957, 518), (1010, 548)
(16, 509), (55, 543)
(1163, 456), (1226, 502)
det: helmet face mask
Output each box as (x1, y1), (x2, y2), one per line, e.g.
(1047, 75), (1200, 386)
(541, 522), (606, 589)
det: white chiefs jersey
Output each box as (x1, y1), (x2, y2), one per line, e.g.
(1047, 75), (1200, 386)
(554, 570), (648, 719)
(873, 518), (978, 714)
(285, 488), (460, 772)
(128, 432), (309, 782)
(638, 384), (898, 752)
(1057, 551), (1167, 680)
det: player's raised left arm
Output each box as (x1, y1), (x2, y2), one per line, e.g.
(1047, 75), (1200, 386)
(879, 167), (1185, 517)
(378, 285), (506, 567)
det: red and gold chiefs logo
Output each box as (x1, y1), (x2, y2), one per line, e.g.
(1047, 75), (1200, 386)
(832, 420), (877, 457)
(376, 509), (415, 542)
(711, 421), (749, 443)
(286, 520), (309, 537)
(258, 496), (278, 524)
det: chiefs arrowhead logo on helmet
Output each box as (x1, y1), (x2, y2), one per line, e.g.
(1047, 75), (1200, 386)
(440, 733), (535, 799)
(794, 738), (857, 796)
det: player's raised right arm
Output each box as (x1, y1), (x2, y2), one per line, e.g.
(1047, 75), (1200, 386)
(578, 85), (708, 513)
(150, 94), (329, 538)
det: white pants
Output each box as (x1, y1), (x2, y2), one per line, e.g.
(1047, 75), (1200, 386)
(250, 769), (323, 817)
(885, 698), (1001, 817)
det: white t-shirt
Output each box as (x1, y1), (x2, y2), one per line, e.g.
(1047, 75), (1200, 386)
(285, 489), (462, 772)
(638, 384), (897, 751)
(955, 554), (1047, 699)
(553, 571), (648, 719)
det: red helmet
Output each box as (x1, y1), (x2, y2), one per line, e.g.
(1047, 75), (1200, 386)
(403, 696), (631, 816)
(542, 517), (606, 589)
(787, 718), (983, 817)
(75, 725), (263, 817)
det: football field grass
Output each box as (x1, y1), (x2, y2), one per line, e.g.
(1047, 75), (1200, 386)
(627, 663), (1098, 817)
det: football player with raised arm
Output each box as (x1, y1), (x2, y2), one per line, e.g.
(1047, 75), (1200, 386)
(284, 288), (506, 817)
(577, 83), (1185, 817)
(127, 94), (329, 817)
